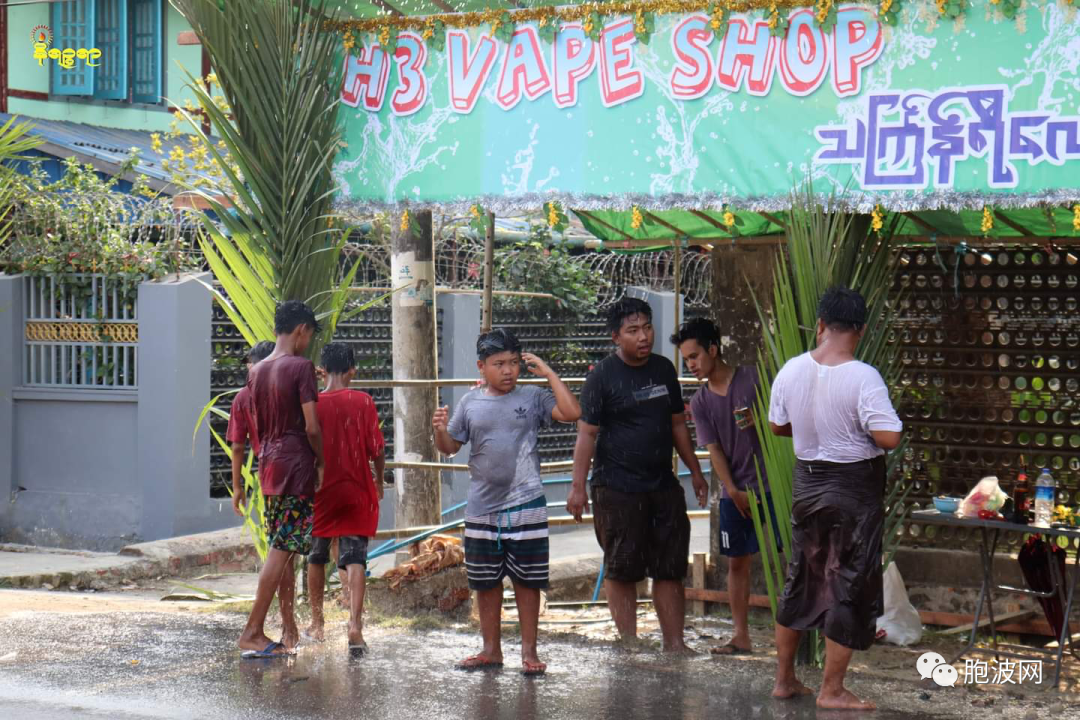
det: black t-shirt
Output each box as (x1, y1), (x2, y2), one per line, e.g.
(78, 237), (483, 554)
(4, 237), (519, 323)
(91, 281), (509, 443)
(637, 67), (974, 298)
(580, 352), (684, 493)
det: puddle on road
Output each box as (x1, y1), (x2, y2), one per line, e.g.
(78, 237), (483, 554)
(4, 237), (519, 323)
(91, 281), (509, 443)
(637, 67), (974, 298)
(0, 609), (1058, 720)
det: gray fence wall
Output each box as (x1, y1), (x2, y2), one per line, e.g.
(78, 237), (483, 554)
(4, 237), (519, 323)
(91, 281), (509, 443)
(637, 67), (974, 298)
(0, 272), (229, 551)
(0, 272), (695, 550)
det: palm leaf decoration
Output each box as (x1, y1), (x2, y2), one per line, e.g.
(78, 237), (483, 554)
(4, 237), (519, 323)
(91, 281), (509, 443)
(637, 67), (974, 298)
(747, 180), (910, 666)
(170, 0), (353, 357)
(0, 116), (43, 250)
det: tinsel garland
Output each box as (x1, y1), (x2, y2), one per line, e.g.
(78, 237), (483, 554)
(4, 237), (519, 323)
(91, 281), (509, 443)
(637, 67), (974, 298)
(324, 0), (905, 35)
(331, 189), (1080, 222)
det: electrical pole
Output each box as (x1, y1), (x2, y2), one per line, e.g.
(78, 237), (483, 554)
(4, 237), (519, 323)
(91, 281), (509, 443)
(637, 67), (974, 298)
(391, 209), (440, 538)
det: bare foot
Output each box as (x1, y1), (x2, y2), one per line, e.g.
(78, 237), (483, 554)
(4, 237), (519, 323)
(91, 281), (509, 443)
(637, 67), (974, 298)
(304, 624), (325, 642)
(347, 624), (365, 648)
(281, 625), (300, 650)
(662, 642), (699, 656)
(816, 688), (876, 711)
(772, 679), (815, 699)
(237, 631), (286, 654)
(457, 651), (504, 670)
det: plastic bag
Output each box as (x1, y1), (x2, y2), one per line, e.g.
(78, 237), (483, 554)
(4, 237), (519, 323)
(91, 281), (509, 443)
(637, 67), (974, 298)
(875, 562), (923, 646)
(959, 476), (1007, 518)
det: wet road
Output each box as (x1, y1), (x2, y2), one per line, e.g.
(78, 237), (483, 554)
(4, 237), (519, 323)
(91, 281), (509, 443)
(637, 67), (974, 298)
(0, 606), (1052, 720)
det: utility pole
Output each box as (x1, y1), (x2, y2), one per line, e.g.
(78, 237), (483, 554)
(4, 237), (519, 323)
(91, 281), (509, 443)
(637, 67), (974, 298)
(391, 209), (440, 538)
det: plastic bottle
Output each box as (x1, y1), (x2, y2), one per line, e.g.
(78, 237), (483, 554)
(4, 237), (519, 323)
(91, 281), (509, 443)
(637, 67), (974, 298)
(1033, 468), (1056, 529)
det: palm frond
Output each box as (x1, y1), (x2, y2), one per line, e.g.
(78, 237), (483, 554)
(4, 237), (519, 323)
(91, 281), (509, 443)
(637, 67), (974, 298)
(171, 0), (348, 361)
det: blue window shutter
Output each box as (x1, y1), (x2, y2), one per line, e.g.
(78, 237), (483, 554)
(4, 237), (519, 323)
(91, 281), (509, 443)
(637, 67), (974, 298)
(93, 0), (128, 100)
(50, 1), (95, 96)
(130, 0), (162, 104)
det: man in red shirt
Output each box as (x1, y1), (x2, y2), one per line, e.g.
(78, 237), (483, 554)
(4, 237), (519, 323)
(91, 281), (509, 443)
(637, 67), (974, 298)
(305, 342), (385, 655)
(236, 301), (324, 659)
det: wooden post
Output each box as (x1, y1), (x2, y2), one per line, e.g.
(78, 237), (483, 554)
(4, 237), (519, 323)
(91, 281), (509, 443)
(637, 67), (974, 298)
(672, 241), (682, 476)
(481, 211), (495, 332)
(691, 552), (706, 616)
(392, 210), (440, 544)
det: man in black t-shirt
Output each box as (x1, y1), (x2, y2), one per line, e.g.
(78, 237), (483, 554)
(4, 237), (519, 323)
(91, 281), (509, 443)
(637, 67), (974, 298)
(567, 297), (709, 652)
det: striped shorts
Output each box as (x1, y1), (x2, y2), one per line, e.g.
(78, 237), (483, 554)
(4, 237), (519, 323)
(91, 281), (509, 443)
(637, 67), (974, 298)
(463, 496), (549, 591)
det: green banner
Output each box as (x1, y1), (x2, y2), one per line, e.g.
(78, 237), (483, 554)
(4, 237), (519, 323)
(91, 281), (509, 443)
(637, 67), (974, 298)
(332, 2), (1080, 212)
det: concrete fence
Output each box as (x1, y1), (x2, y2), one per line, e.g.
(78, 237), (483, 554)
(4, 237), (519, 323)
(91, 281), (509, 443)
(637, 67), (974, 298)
(0, 272), (230, 551)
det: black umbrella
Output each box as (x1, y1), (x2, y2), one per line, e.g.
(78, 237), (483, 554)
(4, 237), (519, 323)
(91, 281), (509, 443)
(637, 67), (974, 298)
(1018, 535), (1071, 641)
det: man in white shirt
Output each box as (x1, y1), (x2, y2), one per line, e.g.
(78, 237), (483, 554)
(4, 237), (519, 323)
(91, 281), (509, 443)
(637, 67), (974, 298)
(767, 288), (903, 711)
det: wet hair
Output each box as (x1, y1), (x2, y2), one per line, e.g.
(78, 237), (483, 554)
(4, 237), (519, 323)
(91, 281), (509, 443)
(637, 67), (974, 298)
(476, 328), (521, 361)
(817, 287), (867, 333)
(670, 317), (721, 353)
(274, 299), (321, 336)
(321, 341), (356, 375)
(606, 297), (653, 334)
(247, 341), (275, 364)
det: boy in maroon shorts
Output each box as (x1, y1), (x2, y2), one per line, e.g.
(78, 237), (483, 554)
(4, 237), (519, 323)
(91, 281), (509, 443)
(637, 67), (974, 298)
(304, 342), (385, 656)
(237, 301), (324, 659)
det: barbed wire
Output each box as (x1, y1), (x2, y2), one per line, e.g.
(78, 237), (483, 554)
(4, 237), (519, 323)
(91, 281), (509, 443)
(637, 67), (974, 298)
(343, 236), (712, 309)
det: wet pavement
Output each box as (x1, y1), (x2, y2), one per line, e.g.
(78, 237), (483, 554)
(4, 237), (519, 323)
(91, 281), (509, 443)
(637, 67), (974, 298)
(0, 595), (1071, 720)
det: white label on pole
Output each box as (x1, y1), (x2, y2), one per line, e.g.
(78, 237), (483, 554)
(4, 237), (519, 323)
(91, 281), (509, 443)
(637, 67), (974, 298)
(391, 250), (433, 307)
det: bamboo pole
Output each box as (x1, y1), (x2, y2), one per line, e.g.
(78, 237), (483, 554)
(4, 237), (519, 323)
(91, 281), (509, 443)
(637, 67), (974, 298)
(371, 510), (711, 538)
(349, 286), (556, 300)
(481, 210), (495, 332)
(383, 452), (707, 472)
(352, 376), (706, 387)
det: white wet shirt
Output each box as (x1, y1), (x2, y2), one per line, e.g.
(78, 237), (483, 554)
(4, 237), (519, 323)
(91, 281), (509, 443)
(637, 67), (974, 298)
(768, 352), (902, 463)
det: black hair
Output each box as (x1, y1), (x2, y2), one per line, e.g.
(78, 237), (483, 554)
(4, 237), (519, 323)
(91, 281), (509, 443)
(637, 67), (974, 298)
(670, 317), (721, 353)
(247, 341), (275, 364)
(476, 328), (522, 361)
(605, 297), (652, 334)
(274, 300), (321, 336)
(320, 341), (356, 375)
(817, 287), (868, 332)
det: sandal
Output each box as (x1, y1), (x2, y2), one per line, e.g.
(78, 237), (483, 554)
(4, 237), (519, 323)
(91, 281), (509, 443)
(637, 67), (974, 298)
(522, 660), (547, 677)
(710, 642), (751, 656)
(457, 654), (504, 671)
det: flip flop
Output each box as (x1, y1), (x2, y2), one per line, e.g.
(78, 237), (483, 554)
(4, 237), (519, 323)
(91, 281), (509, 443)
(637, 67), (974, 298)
(710, 642), (751, 656)
(242, 641), (291, 659)
(457, 654), (504, 671)
(349, 642), (369, 659)
(521, 660), (547, 677)
(301, 630), (325, 644)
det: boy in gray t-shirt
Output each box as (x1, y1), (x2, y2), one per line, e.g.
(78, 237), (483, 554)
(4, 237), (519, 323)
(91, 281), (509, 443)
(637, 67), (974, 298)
(433, 329), (580, 677)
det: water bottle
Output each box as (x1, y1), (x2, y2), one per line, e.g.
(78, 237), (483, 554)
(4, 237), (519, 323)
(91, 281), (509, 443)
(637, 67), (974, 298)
(1033, 468), (1056, 528)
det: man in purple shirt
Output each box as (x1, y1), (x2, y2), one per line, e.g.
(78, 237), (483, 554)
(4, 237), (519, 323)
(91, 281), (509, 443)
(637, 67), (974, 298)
(673, 317), (778, 656)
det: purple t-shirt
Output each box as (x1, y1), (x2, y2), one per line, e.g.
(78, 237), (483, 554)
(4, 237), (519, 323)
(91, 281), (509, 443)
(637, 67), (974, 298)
(690, 366), (768, 498)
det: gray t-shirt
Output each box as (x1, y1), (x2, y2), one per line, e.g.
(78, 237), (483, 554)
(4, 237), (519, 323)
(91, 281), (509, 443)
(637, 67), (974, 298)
(448, 385), (557, 515)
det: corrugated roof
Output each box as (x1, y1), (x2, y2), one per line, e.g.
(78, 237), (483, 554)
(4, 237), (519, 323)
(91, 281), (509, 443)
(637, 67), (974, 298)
(0, 113), (216, 194)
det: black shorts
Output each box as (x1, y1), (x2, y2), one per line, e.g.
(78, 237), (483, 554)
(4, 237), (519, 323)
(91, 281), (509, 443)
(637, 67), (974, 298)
(591, 483), (691, 583)
(308, 535), (369, 570)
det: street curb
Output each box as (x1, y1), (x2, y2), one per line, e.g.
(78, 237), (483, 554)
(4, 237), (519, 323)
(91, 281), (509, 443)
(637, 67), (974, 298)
(0, 527), (259, 591)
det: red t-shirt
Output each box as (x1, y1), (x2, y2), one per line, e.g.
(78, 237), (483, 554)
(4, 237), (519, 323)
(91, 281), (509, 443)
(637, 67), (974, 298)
(313, 389), (385, 537)
(247, 355), (319, 497)
(225, 386), (260, 456)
